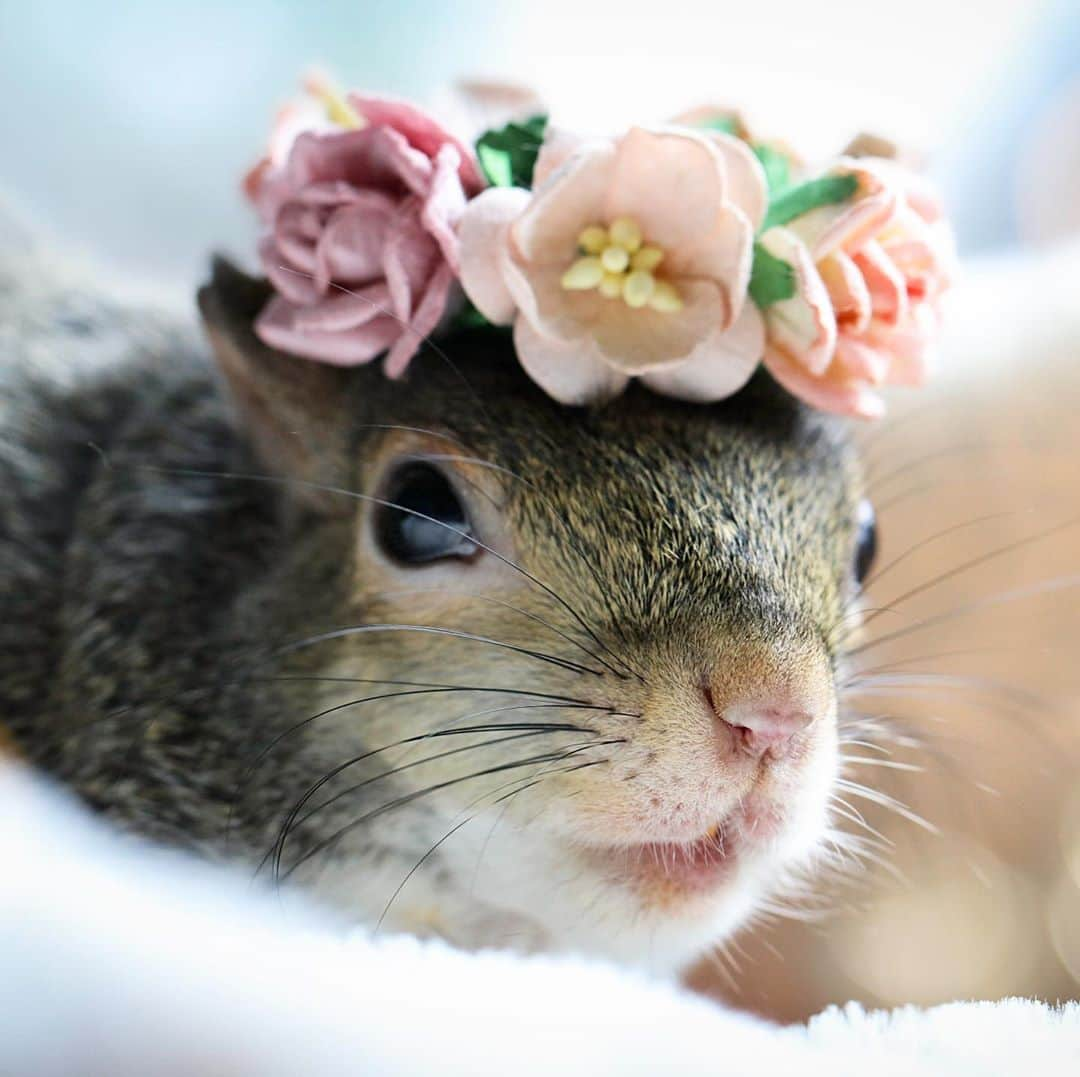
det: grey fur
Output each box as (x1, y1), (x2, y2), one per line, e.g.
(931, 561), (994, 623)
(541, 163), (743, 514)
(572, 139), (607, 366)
(0, 235), (862, 951)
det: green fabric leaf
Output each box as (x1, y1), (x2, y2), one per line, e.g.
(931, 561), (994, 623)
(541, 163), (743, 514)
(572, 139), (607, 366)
(475, 114), (549, 189)
(476, 143), (513, 188)
(696, 114), (740, 135)
(761, 173), (858, 232)
(752, 144), (791, 196)
(748, 241), (796, 309)
(449, 298), (492, 332)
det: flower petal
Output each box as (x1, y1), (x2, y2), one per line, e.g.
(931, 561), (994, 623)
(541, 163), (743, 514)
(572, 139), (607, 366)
(865, 303), (938, 386)
(785, 158), (898, 261)
(260, 235), (320, 303)
(291, 281), (393, 332)
(291, 127), (435, 206)
(382, 197), (440, 322)
(420, 142), (469, 272)
(758, 227), (837, 376)
(834, 335), (890, 384)
(314, 200), (393, 288)
(383, 261), (456, 379)
(349, 93), (484, 193)
(701, 131), (769, 231)
(457, 186), (532, 324)
(291, 278), (397, 330)
(640, 302), (764, 403)
(591, 279), (727, 374)
(852, 239), (907, 326)
(512, 142), (617, 264)
(872, 159), (945, 224)
(764, 344), (885, 420)
(532, 126), (591, 187)
(666, 204), (753, 330)
(255, 294), (401, 366)
(603, 127), (726, 251)
(818, 251), (871, 335)
(507, 261), (609, 345)
(513, 316), (629, 406)
(879, 204), (955, 297)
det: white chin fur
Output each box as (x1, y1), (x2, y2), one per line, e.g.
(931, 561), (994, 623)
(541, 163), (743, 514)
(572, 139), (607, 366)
(310, 764), (834, 977)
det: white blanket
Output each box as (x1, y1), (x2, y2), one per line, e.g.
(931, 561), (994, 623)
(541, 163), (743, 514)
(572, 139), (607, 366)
(0, 765), (1076, 1076)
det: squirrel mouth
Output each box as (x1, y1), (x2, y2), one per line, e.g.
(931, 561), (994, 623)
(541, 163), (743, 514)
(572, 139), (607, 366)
(591, 822), (736, 897)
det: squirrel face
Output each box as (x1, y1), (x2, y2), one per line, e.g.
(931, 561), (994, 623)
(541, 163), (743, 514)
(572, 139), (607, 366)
(198, 260), (867, 972)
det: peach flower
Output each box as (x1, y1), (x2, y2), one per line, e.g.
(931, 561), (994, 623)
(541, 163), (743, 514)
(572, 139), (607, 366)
(760, 158), (954, 419)
(457, 126), (769, 405)
(245, 83), (483, 377)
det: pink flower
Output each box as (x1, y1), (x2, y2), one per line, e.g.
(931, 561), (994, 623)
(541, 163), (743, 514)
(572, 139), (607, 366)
(457, 125), (769, 405)
(760, 158), (954, 419)
(246, 88), (484, 377)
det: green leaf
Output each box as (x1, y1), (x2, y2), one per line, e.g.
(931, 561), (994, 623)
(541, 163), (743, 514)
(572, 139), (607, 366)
(752, 143), (791, 196)
(475, 114), (549, 189)
(761, 173), (858, 232)
(748, 241), (796, 309)
(449, 297), (492, 332)
(476, 143), (513, 188)
(696, 114), (740, 135)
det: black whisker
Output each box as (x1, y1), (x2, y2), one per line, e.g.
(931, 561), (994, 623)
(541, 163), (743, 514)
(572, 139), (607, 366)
(270, 727), (577, 884)
(848, 573), (1080, 659)
(373, 758), (607, 935)
(277, 622), (607, 677)
(261, 703), (620, 881)
(280, 740), (621, 883)
(860, 513), (1080, 631)
(256, 720), (593, 882)
(288, 702), (615, 843)
(861, 511), (1016, 593)
(351, 588), (630, 678)
(130, 460), (635, 680)
(865, 441), (995, 496)
(223, 677), (601, 852)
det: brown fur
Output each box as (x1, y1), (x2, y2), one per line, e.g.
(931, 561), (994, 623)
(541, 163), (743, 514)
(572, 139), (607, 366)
(0, 247), (863, 962)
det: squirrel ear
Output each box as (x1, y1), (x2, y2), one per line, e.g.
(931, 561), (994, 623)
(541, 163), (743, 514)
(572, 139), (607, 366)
(197, 256), (352, 512)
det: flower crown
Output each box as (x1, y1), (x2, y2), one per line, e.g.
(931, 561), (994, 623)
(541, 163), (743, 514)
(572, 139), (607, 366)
(243, 76), (954, 420)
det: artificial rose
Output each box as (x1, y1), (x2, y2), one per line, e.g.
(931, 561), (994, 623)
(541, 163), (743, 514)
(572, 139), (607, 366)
(246, 88), (484, 377)
(457, 125), (769, 405)
(760, 158), (954, 418)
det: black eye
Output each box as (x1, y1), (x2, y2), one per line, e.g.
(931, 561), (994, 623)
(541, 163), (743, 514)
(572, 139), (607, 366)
(854, 498), (878, 585)
(375, 463), (478, 565)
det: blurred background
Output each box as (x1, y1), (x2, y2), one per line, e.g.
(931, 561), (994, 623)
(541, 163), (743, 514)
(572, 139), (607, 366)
(4, 0), (1078, 1021)
(3, 0), (1078, 283)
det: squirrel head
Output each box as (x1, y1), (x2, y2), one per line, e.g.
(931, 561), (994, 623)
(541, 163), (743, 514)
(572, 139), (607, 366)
(200, 257), (870, 971)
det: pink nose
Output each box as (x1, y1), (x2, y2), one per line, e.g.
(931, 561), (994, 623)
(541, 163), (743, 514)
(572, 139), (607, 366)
(714, 698), (814, 759)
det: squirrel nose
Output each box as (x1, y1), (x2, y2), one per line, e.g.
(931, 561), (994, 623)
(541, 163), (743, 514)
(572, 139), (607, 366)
(707, 691), (815, 759)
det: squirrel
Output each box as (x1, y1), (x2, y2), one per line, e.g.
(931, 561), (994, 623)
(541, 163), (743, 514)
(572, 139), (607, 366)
(0, 228), (868, 974)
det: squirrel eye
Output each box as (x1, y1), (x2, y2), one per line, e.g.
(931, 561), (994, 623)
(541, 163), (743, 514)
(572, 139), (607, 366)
(375, 463), (478, 566)
(854, 498), (878, 585)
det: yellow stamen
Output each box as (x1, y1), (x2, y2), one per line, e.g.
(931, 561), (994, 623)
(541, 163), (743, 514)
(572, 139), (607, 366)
(648, 280), (683, 313)
(559, 215), (682, 314)
(622, 270), (656, 309)
(609, 216), (643, 252)
(600, 245), (630, 274)
(599, 272), (623, 299)
(305, 73), (362, 129)
(631, 245), (664, 271)
(577, 225), (609, 254)
(561, 255), (605, 290)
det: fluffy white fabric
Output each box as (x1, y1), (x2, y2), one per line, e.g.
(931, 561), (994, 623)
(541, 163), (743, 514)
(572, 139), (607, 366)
(0, 765), (1076, 1076)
